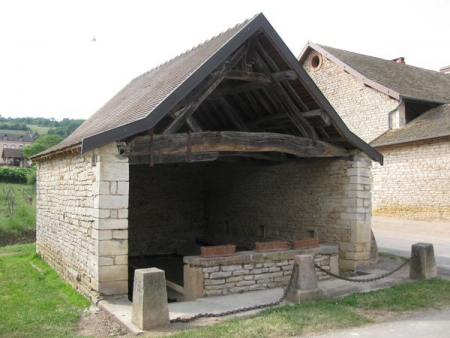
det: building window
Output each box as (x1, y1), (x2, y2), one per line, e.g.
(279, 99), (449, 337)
(19, 145), (23, 149)
(310, 53), (323, 72)
(3, 144), (7, 148)
(11, 145), (16, 149)
(2, 135), (7, 141)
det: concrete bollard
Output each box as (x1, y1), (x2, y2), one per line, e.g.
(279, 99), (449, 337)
(410, 243), (438, 280)
(286, 255), (322, 302)
(131, 268), (170, 330)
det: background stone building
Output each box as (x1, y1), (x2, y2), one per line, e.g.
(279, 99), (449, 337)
(299, 42), (450, 220)
(32, 15), (382, 302)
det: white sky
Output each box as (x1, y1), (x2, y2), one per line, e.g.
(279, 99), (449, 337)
(1, 0), (449, 120)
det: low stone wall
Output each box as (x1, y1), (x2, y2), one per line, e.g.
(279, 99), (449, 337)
(183, 245), (338, 300)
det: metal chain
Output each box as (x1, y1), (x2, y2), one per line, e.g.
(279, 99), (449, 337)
(170, 263), (298, 323)
(314, 258), (410, 283)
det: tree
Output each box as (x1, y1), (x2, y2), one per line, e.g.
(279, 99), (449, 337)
(23, 134), (64, 158)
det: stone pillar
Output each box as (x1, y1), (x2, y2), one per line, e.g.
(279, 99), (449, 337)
(91, 142), (129, 297)
(339, 153), (373, 271)
(410, 243), (437, 279)
(286, 255), (322, 302)
(132, 268), (170, 330)
(183, 265), (204, 301)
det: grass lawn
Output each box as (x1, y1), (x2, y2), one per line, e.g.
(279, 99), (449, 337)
(0, 244), (90, 338)
(0, 182), (36, 246)
(1, 244), (450, 337)
(168, 279), (450, 338)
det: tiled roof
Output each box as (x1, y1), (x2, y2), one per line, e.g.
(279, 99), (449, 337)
(1, 133), (34, 142)
(304, 43), (450, 104)
(1, 148), (24, 159)
(34, 14), (382, 163)
(44, 16), (256, 154)
(371, 104), (450, 147)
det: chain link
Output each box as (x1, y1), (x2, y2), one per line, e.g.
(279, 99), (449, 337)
(170, 263), (298, 323)
(314, 258), (410, 283)
(171, 258), (410, 323)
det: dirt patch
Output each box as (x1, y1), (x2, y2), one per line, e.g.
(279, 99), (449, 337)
(354, 308), (415, 323)
(77, 306), (132, 337)
(0, 230), (35, 247)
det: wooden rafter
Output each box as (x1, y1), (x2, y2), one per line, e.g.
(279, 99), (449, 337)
(217, 98), (249, 131)
(253, 52), (319, 140)
(224, 70), (270, 83)
(162, 45), (246, 134)
(255, 40), (310, 112)
(127, 131), (348, 161)
(210, 70), (298, 98)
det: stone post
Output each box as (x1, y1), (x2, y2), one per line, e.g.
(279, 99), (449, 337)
(286, 255), (322, 302)
(339, 153), (373, 271)
(410, 243), (437, 279)
(132, 268), (170, 330)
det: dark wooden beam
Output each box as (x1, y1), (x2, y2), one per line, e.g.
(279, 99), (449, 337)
(128, 131), (348, 159)
(255, 40), (310, 112)
(217, 98), (249, 131)
(209, 70), (298, 98)
(169, 109), (203, 132)
(162, 45), (246, 134)
(129, 152), (218, 165)
(219, 151), (287, 162)
(253, 52), (319, 140)
(224, 70), (269, 83)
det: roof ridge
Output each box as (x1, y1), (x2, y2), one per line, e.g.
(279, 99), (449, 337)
(132, 15), (257, 81)
(318, 44), (442, 74)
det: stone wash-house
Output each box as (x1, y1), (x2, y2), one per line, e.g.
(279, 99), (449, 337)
(32, 14), (382, 302)
(299, 42), (450, 221)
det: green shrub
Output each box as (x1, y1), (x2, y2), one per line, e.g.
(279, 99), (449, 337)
(0, 167), (33, 184)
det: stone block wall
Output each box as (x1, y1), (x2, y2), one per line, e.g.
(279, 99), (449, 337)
(302, 52), (399, 143)
(129, 155), (373, 270)
(36, 142), (129, 301)
(373, 138), (450, 220)
(183, 245), (338, 299)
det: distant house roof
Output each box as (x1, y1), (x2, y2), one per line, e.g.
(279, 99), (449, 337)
(299, 42), (450, 104)
(1, 133), (34, 142)
(34, 13), (382, 163)
(371, 104), (450, 147)
(2, 148), (24, 159)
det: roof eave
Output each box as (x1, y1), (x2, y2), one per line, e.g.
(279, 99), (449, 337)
(82, 15), (382, 164)
(372, 132), (450, 148)
(81, 14), (266, 154)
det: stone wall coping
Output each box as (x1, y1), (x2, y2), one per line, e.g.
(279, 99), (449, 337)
(183, 245), (338, 267)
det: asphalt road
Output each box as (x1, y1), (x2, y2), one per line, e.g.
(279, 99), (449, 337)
(372, 216), (450, 278)
(306, 308), (450, 338)
(306, 216), (450, 338)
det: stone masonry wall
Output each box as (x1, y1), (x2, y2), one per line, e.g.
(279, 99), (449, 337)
(302, 52), (399, 143)
(203, 157), (373, 270)
(184, 246), (338, 298)
(373, 138), (450, 220)
(36, 150), (96, 299)
(129, 156), (372, 270)
(36, 142), (129, 301)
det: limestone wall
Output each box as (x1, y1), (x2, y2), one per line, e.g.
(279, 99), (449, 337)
(36, 142), (129, 301)
(373, 138), (450, 220)
(302, 52), (399, 143)
(129, 155), (373, 270)
(183, 246), (338, 299)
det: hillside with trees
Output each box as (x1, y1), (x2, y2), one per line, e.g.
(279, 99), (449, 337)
(0, 116), (84, 138)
